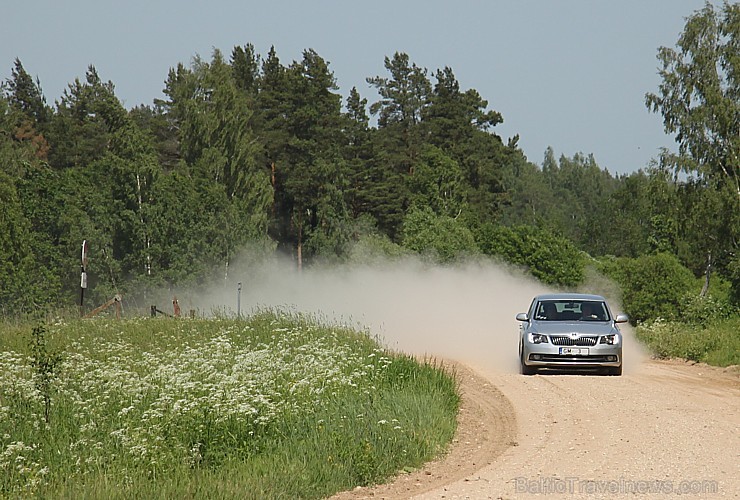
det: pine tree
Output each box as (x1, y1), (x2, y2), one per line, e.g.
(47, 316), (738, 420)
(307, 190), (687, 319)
(5, 58), (50, 125)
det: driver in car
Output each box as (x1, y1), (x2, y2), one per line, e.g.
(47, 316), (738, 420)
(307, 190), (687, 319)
(581, 302), (600, 320)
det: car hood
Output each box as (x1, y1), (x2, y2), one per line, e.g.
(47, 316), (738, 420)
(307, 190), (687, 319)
(530, 321), (619, 335)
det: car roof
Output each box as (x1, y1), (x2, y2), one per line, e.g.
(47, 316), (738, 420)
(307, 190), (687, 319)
(534, 293), (606, 302)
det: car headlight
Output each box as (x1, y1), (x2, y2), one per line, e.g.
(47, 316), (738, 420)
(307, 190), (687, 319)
(600, 334), (620, 345)
(528, 333), (549, 344)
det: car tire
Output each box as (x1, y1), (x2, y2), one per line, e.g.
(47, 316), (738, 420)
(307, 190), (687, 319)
(605, 366), (622, 376)
(521, 363), (537, 375)
(520, 350), (537, 375)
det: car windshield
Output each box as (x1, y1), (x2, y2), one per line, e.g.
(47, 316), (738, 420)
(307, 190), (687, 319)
(534, 300), (609, 321)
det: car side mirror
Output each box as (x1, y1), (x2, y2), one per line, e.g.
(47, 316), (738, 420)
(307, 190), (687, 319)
(614, 314), (629, 324)
(516, 313), (529, 322)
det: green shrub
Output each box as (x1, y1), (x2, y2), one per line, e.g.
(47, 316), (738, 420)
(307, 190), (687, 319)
(636, 316), (740, 366)
(475, 224), (584, 287)
(599, 252), (695, 323)
(726, 254), (740, 305)
(701, 316), (740, 366)
(401, 207), (478, 263)
(347, 233), (409, 264)
(679, 293), (735, 326)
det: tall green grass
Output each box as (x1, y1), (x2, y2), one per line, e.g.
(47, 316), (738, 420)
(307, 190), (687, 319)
(635, 316), (740, 367)
(0, 311), (459, 498)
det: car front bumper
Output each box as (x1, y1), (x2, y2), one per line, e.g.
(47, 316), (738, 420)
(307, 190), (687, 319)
(522, 343), (622, 368)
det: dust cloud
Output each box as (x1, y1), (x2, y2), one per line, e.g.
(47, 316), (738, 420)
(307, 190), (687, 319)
(616, 324), (650, 374)
(185, 252), (646, 375)
(192, 254), (550, 374)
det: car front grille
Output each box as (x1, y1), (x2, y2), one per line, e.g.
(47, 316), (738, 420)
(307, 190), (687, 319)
(549, 335), (598, 346)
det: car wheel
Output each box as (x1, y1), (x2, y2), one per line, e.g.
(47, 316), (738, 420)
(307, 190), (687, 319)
(521, 362), (537, 375)
(520, 350), (537, 375)
(605, 366), (622, 376)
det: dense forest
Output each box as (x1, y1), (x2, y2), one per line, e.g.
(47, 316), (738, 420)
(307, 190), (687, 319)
(0, 3), (738, 323)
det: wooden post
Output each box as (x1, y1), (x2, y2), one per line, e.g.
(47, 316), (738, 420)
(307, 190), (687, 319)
(83, 294), (123, 319)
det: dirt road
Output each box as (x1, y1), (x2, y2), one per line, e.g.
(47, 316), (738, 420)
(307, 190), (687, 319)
(335, 358), (740, 499)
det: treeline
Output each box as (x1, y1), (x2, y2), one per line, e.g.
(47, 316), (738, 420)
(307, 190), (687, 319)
(1, 4), (738, 321)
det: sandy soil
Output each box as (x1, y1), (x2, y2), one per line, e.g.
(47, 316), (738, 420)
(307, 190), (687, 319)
(332, 358), (740, 499)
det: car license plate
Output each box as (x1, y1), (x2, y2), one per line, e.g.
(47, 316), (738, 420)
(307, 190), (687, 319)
(559, 347), (588, 355)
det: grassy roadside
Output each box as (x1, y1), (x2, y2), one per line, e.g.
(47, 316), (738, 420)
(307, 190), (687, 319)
(0, 311), (459, 499)
(635, 316), (740, 367)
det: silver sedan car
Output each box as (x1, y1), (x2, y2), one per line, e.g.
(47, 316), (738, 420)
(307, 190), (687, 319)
(516, 293), (628, 375)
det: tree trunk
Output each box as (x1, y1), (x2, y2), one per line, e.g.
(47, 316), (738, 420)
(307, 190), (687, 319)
(297, 222), (303, 273)
(700, 251), (712, 297)
(136, 173), (151, 275)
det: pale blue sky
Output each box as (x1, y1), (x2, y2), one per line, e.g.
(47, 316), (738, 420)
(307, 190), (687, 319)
(2, 0), (708, 174)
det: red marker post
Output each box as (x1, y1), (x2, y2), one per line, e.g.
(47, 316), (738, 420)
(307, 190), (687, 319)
(80, 240), (88, 317)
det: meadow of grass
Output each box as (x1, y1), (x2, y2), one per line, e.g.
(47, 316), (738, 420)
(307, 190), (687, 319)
(635, 315), (740, 367)
(0, 311), (459, 499)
